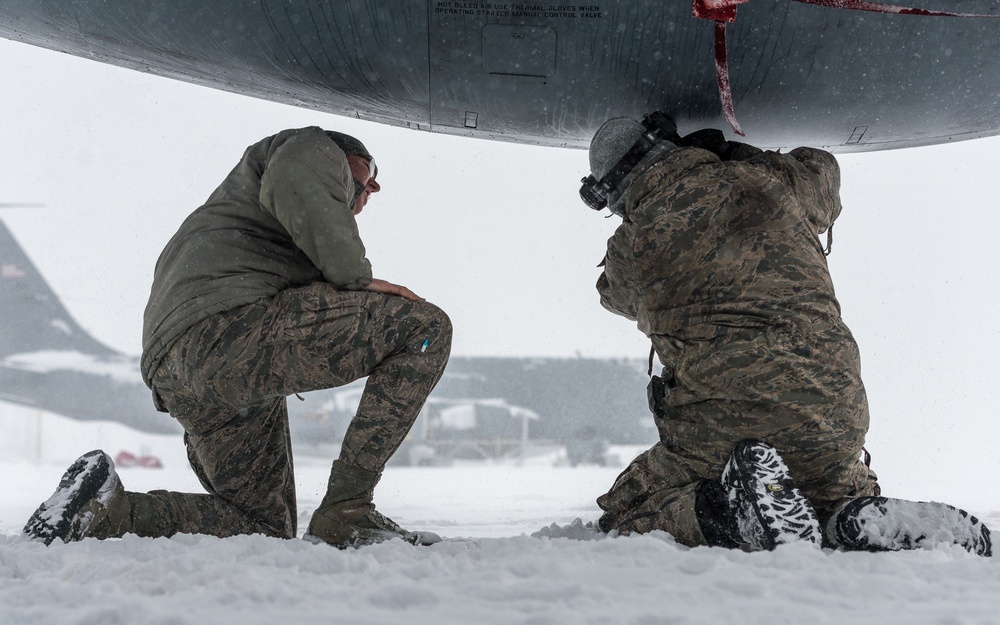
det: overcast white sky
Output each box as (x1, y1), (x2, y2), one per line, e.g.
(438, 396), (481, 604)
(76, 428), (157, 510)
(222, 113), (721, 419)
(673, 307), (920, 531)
(2, 38), (999, 509)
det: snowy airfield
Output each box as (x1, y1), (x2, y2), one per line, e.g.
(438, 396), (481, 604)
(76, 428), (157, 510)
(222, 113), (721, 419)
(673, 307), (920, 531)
(1, 403), (997, 625)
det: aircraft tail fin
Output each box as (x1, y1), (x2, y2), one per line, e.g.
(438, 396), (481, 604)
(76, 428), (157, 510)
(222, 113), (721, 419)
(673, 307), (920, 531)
(0, 217), (180, 434)
(0, 219), (117, 359)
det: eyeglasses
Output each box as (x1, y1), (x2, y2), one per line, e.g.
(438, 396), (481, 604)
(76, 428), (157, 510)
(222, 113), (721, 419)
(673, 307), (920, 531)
(366, 157), (378, 181)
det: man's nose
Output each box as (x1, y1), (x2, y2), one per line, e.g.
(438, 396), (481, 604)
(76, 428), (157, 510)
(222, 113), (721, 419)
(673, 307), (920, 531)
(368, 179), (381, 193)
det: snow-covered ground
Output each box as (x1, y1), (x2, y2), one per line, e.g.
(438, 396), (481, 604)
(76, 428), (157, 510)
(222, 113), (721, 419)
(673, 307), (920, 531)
(1, 403), (997, 625)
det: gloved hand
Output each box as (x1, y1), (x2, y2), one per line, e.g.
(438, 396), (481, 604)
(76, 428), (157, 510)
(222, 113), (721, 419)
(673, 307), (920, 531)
(680, 128), (727, 153)
(720, 141), (763, 161)
(680, 128), (763, 161)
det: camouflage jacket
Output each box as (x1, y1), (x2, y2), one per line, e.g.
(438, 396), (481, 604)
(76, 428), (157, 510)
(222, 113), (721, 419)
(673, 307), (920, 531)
(598, 144), (846, 365)
(141, 126), (372, 383)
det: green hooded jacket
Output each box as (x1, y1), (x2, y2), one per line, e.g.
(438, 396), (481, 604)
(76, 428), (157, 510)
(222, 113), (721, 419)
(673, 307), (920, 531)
(141, 126), (372, 384)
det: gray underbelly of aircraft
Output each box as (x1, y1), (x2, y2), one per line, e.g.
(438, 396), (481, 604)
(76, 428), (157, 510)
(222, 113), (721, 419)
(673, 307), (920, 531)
(1, 0), (998, 151)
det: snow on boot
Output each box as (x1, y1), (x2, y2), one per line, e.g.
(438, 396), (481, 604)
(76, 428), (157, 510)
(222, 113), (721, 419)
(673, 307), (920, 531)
(721, 440), (822, 551)
(23, 450), (132, 545)
(826, 497), (992, 557)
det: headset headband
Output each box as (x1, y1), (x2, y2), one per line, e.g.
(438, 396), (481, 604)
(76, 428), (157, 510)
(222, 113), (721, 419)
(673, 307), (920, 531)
(579, 111), (677, 211)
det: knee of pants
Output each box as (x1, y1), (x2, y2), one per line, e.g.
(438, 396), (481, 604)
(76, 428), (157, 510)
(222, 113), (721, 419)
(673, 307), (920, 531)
(413, 302), (453, 353)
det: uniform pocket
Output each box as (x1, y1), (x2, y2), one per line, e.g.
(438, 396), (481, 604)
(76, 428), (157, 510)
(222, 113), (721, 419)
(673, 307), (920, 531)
(269, 283), (370, 345)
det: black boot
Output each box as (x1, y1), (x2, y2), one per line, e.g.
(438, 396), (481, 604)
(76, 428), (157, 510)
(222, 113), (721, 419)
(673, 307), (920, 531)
(696, 478), (740, 548)
(826, 497), (992, 557)
(697, 440), (821, 551)
(23, 450), (133, 544)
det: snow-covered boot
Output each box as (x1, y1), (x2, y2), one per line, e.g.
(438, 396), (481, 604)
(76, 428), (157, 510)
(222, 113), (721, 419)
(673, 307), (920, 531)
(825, 497), (992, 557)
(305, 460), (440, 548)
(709, 440), (821, 550)
(23, 450), (132, 545)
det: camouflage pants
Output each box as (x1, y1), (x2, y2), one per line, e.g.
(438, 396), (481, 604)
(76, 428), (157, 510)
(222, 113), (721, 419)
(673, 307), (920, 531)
(598, 322), (880, 546)
(135, 282), (452, 539)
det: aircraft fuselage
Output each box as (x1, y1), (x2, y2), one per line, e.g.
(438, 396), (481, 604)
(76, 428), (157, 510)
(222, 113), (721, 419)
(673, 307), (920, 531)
(1, 1), (999, 151)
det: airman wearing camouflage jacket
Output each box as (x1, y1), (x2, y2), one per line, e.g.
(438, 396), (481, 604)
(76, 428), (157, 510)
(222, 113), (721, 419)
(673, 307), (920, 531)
(593, 126), (879, 547)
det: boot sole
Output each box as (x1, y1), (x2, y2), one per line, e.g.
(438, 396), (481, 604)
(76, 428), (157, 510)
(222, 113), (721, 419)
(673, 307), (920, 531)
(303, 528), (443, 548)
(725, 441), (821, 550)
(23, 450), (118, 545)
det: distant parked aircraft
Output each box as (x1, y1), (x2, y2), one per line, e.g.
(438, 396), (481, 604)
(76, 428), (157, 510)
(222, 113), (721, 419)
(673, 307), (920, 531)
(1, 217), (653, 458)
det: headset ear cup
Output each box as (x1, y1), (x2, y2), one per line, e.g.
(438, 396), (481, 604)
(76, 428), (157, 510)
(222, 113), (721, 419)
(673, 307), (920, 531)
(579, 175), (607, 211)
